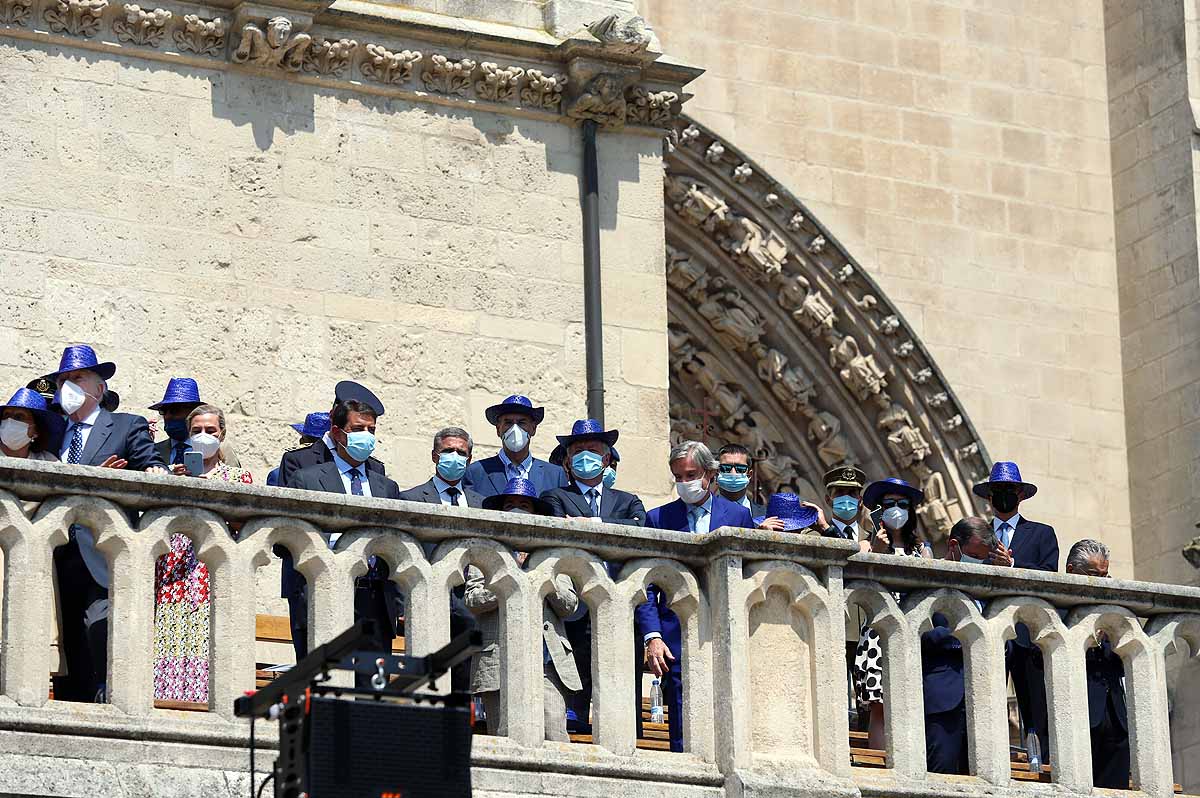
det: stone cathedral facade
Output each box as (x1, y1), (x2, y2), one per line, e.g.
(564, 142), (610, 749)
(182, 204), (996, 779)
(0, 0), (1198, 787)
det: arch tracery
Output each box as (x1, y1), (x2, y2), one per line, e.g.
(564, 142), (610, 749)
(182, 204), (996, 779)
(663, 117), (991, 540)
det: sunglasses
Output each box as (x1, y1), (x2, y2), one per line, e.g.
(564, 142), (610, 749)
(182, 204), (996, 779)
(718, 464), (750, 474)
(880, 499), (911, 509)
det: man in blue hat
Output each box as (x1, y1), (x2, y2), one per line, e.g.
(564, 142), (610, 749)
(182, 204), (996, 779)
(540, 420), (647, 732)
(973, 460), (1058, 766)
(639, 440), (754, 752)
(289, 391), (403, 669)
(275, 383), (388, 660)
(148, 377), (241, 471)
(267, 412), (330, 487)
(45, 344), (167, 703)
(464, 394), (567, 498)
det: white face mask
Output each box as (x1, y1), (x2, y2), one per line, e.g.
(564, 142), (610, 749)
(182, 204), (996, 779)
(502, 424), (529, 453)
(0, 419), (33, 450)
(188, 432), (222, 459)
(881, 506), (909, 531)
(676, 478), (709, 504)
(58, 380), (92, 416)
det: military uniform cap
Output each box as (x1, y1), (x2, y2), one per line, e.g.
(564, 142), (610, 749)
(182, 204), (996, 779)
(823, 465), (867, 489)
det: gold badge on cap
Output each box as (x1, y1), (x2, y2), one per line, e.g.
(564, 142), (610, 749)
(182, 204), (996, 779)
(842, 467), (856, 482)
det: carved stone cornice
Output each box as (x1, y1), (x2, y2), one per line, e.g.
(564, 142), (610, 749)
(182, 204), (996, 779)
(665, 116), (992, 542)
(0, 1), (699, 134)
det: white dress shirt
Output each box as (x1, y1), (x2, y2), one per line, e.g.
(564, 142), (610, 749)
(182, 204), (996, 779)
(433, 475), (466, 506)
(59, 405), (102, 462)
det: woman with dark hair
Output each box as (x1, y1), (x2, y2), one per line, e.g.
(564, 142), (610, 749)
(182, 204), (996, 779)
(853, 477), (931, 749)
(0, 387), (66, 461)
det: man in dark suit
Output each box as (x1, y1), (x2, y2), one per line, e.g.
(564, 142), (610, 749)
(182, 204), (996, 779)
(541, 420), (647, 732)
(46, 345), (168, 702)
(1065, 539), (1129, 789)
(714, 443), (767, 518)
(398, 426), (484, 693)
(281, 382), (387, 660)
(924, 516), (1002, 773)
(463, 394), (567, 498)
(290, 393), (402, 671)
(148, 377), (240, 471)
(638, 440), (754, 752)
(973, 461), (1059, 763)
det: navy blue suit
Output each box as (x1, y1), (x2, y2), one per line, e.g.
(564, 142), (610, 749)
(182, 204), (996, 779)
(1087, 641), (1129, 788)
(922, 612), (968, 774)
(638, 495), (754, 751)
(464, 454), (566, 498)
(1004, 515), (1059, 763)
(287, 461), (402, 667)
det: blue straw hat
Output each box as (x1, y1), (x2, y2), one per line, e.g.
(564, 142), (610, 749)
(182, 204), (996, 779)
(864, 477), (925, 508)
(556, 418), (619, 447)
(485, 394), (544, 426)
(1, 387), (67, 453)
(148, 377), (202, 411)
(972, 461), (1038, 499)
(482, 477), (553, 515)
(753, 493), (820, 531)
(45, 344), (116, 381)
(290, 412), (331, 438)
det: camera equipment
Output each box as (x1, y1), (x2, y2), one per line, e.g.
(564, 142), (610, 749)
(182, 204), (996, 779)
(235, 621), (482, 798)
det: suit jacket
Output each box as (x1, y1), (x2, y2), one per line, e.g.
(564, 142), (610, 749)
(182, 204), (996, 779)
(464, 455), (567, 498)
(398, 478), (485, 509)
(541, 485), (646, 526)
(282, 460), (401, 619)
(277, 438), (384, 488)
(155, 438), (242, 468)
(464, 564), (581, 694)
(922, 612), (965, 715)
(1007, 516), (1059, 572)
(637, 496), (754, 657)
(1086, 640), (1127, 731)
(71, 410), (165, 471)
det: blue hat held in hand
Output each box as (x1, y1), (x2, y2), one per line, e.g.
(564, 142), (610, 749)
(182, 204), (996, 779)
(753, 492), (819, 532)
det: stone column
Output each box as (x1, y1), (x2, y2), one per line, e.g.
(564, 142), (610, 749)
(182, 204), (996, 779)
(0, 496), (62, 708)
(708, 553), (751, 772)
(1041, 623), (1090, 789)
(587, 563), (636, 756)
(964, 612), (1011, 784)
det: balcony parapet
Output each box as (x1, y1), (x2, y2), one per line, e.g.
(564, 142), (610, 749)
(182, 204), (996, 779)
(1, 457), (1198, 798)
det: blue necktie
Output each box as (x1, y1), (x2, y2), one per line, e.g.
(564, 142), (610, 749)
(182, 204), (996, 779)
(66, 424), (85, 465)
(587, 488), (599, 517)
(998, 522), (1012, 548)
(349, 468), (363, 496)
(688, 506), (707, 533)
(445, 486), (461, 506)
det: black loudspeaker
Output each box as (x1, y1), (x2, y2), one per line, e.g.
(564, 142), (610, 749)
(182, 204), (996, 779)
(304, 698), (472, 798)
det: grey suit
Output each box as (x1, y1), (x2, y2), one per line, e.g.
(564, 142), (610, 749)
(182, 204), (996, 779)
(465, 564), (581, 740)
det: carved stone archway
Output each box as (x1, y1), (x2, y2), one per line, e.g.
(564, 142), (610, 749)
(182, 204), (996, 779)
(663, 117), (991, 542)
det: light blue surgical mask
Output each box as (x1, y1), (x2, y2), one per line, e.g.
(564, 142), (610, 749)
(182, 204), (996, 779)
(716, 472), (750, 494)
(343, 430), (376, 462)
(436, 451), (468, 481)
(958, 552), (987, 565)
(571, 450), (606, 480)
(601, 466), (618, 489)
(832, 495), (860, 521)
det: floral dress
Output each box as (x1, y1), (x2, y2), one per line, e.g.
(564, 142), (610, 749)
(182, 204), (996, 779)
(152, 464), (252, 703)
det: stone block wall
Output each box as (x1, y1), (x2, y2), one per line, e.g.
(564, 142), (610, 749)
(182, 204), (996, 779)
(0, 39), (675, 500)
(1102, 0), (1200, 784)
(640, 0), (1134, 575)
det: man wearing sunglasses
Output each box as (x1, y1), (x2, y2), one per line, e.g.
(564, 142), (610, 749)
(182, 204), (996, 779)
(714, 443), (772, 524)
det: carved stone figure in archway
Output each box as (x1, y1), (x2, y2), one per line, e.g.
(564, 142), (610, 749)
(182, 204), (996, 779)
(829, 335), (887, 400)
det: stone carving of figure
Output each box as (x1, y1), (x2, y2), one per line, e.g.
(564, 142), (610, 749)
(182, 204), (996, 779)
(778, 272), (837, 339)
(666, 176), (730, 230)
(682, 354), (749, 427)
(754, 345), (815, 412)
(233, 16), (311, 71)
(829, 335), (887, 400)
(586, 13), (653, 53)
(666, 247), (709, 298)
(722, 216), (788, 280)
(877, 402), (932, 469)
(911, 463), (961, 544)
(696, 277), (765, 352)
(566, 74), (627, 127)
(807, 410), (850, 467)
(669, 403), (705, 444)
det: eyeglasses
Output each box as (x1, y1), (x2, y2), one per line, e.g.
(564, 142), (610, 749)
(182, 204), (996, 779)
(718, 463), (750, 474)
(880, 499), (911, 509)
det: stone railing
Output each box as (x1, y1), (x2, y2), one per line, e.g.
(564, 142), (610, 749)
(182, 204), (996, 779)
(1, 457), (1198, 798)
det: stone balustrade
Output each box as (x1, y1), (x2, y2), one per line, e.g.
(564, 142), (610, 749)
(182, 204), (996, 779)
(1, 456), (1198, 798)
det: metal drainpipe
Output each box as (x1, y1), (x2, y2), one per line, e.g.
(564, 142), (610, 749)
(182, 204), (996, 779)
(581, 119), (605, 424)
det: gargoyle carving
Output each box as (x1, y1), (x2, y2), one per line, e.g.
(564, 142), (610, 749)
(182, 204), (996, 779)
(586, 13), (652, 54)
(232, 16), (311, 73)
(566, 73), (627, 128)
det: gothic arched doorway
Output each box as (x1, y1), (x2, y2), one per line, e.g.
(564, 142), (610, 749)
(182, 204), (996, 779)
(664, 117), (990, 541)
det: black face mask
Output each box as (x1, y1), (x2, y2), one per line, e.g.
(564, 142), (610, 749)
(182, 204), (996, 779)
(990, 489), (1019, 514)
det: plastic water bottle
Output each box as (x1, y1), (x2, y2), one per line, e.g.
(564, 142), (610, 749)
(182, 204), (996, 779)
(1025, 732), (1041, 774)
(649, 679), (664, 724)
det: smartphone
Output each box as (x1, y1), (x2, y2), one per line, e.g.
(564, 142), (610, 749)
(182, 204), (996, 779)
(183, 450), (205, 476)
(868, 504), (884, 535)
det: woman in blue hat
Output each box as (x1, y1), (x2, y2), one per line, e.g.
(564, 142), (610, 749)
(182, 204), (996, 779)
(853, 477), (931, 750)
(1, 387), (66, 462)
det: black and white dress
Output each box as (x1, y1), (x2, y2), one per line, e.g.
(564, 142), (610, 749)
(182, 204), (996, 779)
(852, 543), (930, 707)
